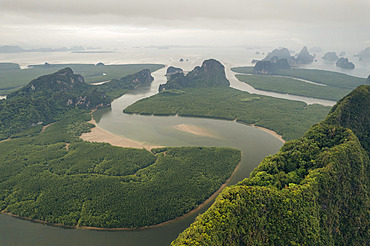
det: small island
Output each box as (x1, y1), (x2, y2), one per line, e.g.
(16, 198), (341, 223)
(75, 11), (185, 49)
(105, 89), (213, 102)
(124, 59), (331, 141)
(336, 57), (355, 69)
(322, 51), (339, 61)
(159, 59), (229, 92)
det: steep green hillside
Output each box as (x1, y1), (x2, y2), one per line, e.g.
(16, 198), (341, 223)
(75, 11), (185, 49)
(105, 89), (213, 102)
(0, 63), (164, 95)
(172, 85), (369, 245)
(324, 85), (369, 153)
(0, 68), (153, 140)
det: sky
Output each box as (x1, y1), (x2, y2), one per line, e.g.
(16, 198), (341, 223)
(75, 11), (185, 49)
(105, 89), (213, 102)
(0, 0), (369, 51)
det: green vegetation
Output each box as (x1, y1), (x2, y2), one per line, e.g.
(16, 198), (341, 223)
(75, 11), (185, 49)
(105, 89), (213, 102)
(0, 113), (241, 228)
(235, 74), (351, 101)
(325, 85), (370, 153)
(232, 67), (366, 89)
(159, 59), (229, 92)
(0, 68), (109, 140)
(231, 66), (254, 74)
(232, 67), (368, 101)
(0, 63), (20, 70)
(124, 87), (330, 141)
(0, 63), (164, 95)
(0, 67), (155, 140)
(241, 97), (260, 102)
(172, 85), (369, 246)
(97, 69), (154, 99)
(0, 67), (241, 228)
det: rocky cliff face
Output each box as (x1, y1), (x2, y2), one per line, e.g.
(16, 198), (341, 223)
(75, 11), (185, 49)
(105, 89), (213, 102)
(336, 57), (355, 69)
(159, 59), (229, 92)
(296, 46), (314, 64)
(263, 47), (292, 61)
(9, 68), (85, 97)
(8, 67), (110, 109)
(165, 66), (183, 77)
(128, 69), (153, 85)
(322, 52), (339, 61)
(356, 47), (370, 61)
(262, 47), (314, 65)
(254, 58), (290, 74)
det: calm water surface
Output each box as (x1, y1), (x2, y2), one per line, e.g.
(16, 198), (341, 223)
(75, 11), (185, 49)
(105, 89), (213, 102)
(0, 67), (284, 246)
(3, 47), (364, 245)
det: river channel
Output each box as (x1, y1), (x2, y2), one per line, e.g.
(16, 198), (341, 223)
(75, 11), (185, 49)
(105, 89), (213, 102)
(1, 65), (327, 245)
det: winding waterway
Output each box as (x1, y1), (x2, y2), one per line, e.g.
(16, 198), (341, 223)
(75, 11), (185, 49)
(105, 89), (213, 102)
(1, 47), (367, 245)
(0, 66), (286, 246)
(224, 66), (337, 106)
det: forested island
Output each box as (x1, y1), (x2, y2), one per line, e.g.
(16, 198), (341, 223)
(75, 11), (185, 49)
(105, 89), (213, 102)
(0, 67), (158, 139)
(0, 67), (241, 228)
(124, 59), (331, 141)
(0, 63), (164, 95)
(231, 66), (368, 101)
(172, 85), (369, 245)
(0, 58), (368, 245)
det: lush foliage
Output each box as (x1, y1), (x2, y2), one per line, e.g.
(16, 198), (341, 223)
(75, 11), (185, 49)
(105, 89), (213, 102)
(232, 67), (366, 89)
(0, 63), (164, 95)
(235, 74), (352, 101)
(0, 63), (20, 71)
(0, 66), (241, 228)
(324, 85), (369, 153)
(97, 69), (154, 99)
(124, 87), (330, 140)
(172, 85), (370, 245)
(159, 59), (229, 91)
(0, 112), (241, 228)
(0, 68), (156, 139)
(232, 67), (368, 101)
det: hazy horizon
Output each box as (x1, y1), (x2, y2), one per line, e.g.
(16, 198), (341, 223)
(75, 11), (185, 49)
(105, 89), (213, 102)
(1, 0), (369, 52)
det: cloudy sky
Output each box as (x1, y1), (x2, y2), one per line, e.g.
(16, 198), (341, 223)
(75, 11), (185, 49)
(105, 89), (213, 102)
(1, 0), (369, 51)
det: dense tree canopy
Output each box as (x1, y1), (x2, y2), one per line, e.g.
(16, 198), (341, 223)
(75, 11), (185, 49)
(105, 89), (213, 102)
(172, 85), (370, 245)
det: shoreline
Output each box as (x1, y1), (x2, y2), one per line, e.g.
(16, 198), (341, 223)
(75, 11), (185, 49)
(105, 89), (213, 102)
(1, 112), (283, 231)
(80, 117), (161, 151)
(173, 124), (221, 139)
(1, 156), (242, 232)
(251, 124), (285, 143)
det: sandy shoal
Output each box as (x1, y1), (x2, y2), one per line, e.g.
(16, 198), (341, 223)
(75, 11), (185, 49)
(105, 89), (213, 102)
(174, 124), (220, 139)
(81, 119), (160, 151)
(252, 125), (285, 143)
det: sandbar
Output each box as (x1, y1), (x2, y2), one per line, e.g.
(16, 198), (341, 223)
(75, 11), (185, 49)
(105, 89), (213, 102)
(252, 125), (285, 143)
(81, 118), (160, 151)
(174, 124), (220, 139)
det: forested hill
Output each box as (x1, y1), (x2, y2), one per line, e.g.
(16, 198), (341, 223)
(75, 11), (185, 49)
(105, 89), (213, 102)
(7, 67), (111, 108)
(97, 68), (153, 98)
(324, 85), (369, 153)
(159, 59), (230, 92)
(172, 85), (370, 245)
(0, 68), (154, 140)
